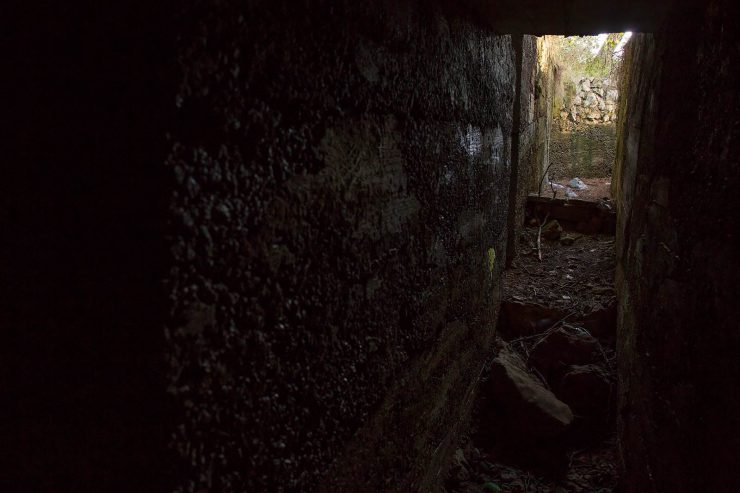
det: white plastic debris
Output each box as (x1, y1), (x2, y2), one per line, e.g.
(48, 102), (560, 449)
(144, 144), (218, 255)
(549, 181), (565, 189)
(569, 177), (588, 190)
(565, 187), (578, 198)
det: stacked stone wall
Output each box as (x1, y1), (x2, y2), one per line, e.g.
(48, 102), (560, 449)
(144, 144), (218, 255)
(560, 76), (618, 126)
(550, 76), (618, 179)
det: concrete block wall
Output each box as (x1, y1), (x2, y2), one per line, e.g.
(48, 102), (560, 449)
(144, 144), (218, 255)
(506, 35), (557, 265)
(3, 1), (524, 490)
(165, 1), (518, 491)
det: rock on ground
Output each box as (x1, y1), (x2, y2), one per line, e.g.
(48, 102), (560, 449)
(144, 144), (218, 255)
(556, 364), (612, 418)
(486, 348), (573, 440)
(528, 325), (602, 380)
(541, 220), (563, 240)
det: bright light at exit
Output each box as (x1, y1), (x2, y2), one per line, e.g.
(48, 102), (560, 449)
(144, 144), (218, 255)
(594, 32), (633, 55)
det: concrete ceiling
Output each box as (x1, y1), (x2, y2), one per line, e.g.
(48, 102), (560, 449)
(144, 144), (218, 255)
(458, 0), (684, 35)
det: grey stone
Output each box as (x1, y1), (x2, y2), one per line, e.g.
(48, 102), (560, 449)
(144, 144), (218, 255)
(500, 300), (567, 338)
(556, 364), (611, 417)
(487, 348), (574, 439)
(569, 177), (588, 189)
(529, 325), (602, 379)
(542, 219), (563, 240)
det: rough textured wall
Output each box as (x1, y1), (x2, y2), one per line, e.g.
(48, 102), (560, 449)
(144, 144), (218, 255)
(506, 35), (555, 265)
(529, 36), (558, 193)
(614, 1), (740, 491)
(520, 36), (558, 194)
(550, 77), (618, 180)
(559, 77), (618, 125)
(165, 1), (515, 491)
(550, 123), (616, 179)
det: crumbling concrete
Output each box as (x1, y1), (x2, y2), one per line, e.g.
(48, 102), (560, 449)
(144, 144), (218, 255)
(506, 35), (557, 266)
(165, 2), (515, 491)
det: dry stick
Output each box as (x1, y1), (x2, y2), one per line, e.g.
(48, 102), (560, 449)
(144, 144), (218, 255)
(508, 311), (577, 345)
(537, 212), (550, 262)
(532, 366), (550, 389)
(538, 160), (556, 197)
(598, 340), (613, 373)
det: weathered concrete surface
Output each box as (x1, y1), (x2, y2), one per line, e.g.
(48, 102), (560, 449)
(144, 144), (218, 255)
(530, 37), (559, 193)
(165, 1), (514, 491)
(506, 35), (556, 265)
(614, 0), (740, 490)
(550, 123), (617, 179)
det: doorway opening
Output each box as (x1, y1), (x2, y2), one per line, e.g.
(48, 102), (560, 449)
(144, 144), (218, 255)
(447, 33), (630, 493)
(546, 33), (631, 203)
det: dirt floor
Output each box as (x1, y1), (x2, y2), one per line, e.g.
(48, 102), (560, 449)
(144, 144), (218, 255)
(503, 228), (616, 316)
(444, 223), (618, 493)
(448, 434), (618, 492)
(550, 177), (612, 202)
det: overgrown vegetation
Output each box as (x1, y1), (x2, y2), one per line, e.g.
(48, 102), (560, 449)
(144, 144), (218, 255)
(552, 34), (627, 79)
(550, 33), (628, 125)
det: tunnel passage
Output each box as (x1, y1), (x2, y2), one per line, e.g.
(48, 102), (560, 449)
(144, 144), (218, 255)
(4, 0), (740, 492)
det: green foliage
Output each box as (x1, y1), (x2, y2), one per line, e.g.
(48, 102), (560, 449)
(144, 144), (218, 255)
(553, 33), (626, 79)
(584, 33), (624, 77)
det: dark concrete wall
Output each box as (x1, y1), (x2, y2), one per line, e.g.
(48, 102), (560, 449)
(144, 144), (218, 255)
(524, 37), (558, 194)
(614, 1), (740, 490)
(165, 1), (515, 491)
(4, 2), (516, 491)
(517, 36), (545, 193)
(506, 36), (555, 265)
